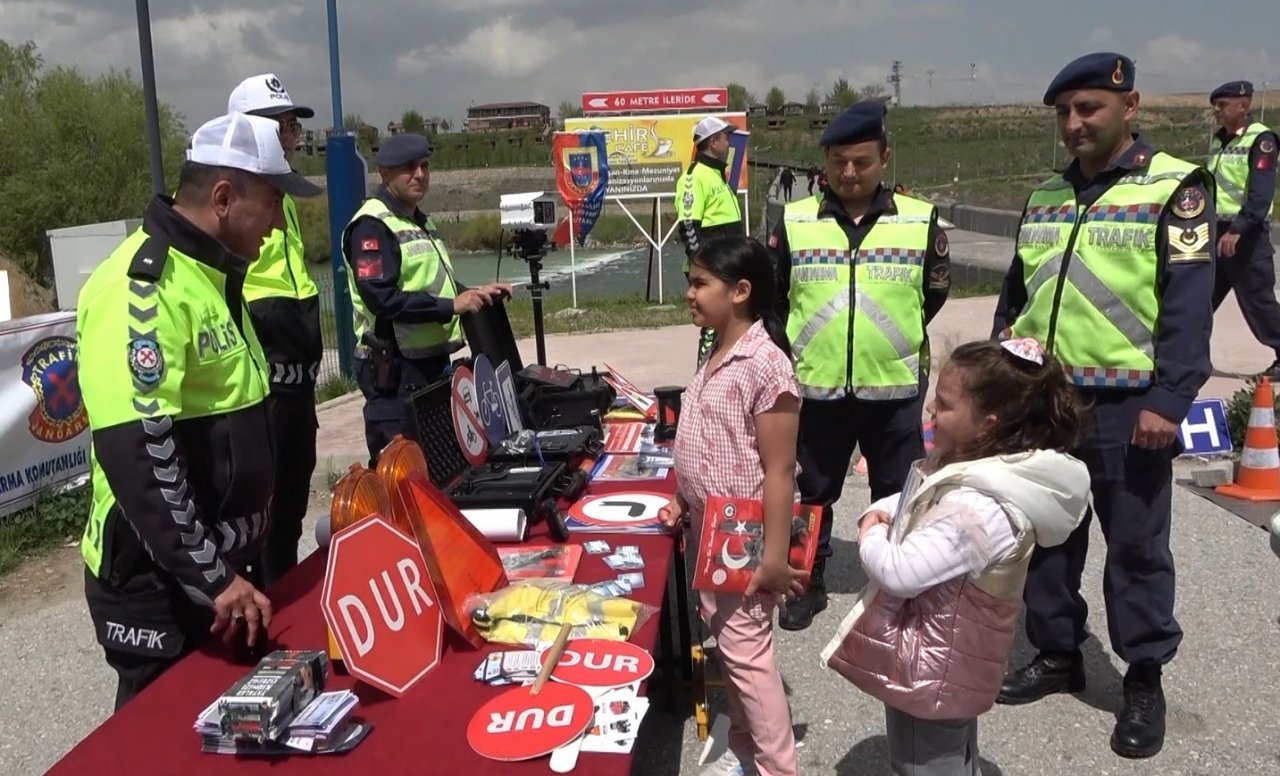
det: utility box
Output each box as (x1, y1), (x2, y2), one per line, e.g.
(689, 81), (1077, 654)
(47, 219), (141, 310)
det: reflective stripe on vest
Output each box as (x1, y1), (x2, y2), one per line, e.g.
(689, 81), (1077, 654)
(782, 193), (932, 400)
(1010, 152), (1201, 388)
(341, 198), (462, 359)
(1211, 122), (1273, 218)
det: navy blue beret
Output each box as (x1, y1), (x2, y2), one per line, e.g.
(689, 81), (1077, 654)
(1043, 52), (1135, 105)
(821, 101), (887, 147)
(1210, 80), (1253, 102)
(375, 133), (433, 167)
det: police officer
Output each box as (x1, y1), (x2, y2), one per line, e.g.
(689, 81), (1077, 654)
(78, 112), (323, 709)
(992, 53), (1215, 759)
(226, 73), (321, 587)
(342, 133), (511, 466)
(770, 101), (952, 631)
(677, 116), (744, 364)
(1208, 80), (1280, 375)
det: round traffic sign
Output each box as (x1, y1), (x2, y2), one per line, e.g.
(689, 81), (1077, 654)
(473, 354), (508, 446)
(467, 682), (594, 761)
(544, 639), (655, 689)
(567, 492), (671, 528)
(451, 367), (489, 466)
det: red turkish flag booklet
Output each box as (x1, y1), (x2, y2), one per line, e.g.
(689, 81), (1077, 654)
(692, 496), (821, 593)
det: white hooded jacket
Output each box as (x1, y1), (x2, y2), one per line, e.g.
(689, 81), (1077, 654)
(858, 449), (1091, 599)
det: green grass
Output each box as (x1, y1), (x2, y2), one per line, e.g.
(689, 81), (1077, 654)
(0, 485), (90, 577)
(316, 373), (357, 404)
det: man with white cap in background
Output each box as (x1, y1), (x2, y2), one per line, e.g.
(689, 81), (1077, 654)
(226, 74), (321, 587)
(676, 115), (744, 365)
(77, 112), (322, 709)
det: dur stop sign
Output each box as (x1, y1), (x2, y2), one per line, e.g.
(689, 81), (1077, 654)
(467, 682), (594, 761)
(321, 515), (443, 697)
(544, 639), (655, 689)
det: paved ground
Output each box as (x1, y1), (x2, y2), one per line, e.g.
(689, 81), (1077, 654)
(3, 246), (1280, 773)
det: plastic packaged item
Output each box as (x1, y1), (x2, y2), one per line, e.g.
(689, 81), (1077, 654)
(464, 579), (657, 648)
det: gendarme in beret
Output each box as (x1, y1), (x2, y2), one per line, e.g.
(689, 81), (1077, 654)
(821, 100), (887, 147)
(1210, 80), (1254, 102)
(1043, 52), (1135, 105)
(375, 133), (433, 167)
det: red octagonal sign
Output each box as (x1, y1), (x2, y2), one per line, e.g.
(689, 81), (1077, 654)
(321, 515), (443, 697)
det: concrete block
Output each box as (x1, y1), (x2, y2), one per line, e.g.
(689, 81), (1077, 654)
(1190, 463), (1233, 487)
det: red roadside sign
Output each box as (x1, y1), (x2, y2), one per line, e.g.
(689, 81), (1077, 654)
(544, 639), (655, 689)
(467, 682), (595, 761)
(321, 515), (444, 697)
(582, 87), (729, 114)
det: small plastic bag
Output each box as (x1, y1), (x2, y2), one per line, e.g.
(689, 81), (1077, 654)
(463, 579), (657, 648)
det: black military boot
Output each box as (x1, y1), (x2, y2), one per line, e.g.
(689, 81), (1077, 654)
(996, 650), (1085, 705)
(1111, 662), (1166, 759)
(778, 558), (827, 631)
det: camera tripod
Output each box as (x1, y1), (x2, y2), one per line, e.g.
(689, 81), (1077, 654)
(510, 228), (550, 365)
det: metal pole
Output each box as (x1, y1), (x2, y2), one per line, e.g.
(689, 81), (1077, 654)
(135, 0), (165, 194)
(1262, 81), (1269, 124)
(327, 0), (344, 129)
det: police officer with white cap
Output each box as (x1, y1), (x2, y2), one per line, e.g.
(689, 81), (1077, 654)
(677, 116), (745, 364)
(226, 73), (321, 587)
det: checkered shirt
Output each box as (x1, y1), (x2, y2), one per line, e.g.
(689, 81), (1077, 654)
(673, 320), (801, 526)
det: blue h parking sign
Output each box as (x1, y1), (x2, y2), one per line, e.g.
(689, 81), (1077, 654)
(1177, 399), (1232, 457)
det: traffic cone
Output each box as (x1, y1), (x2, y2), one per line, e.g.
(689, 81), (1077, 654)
(1217, 377), (1280, 501)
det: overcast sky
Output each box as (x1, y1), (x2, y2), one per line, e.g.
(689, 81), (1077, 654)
(2, 0), (1277, 132)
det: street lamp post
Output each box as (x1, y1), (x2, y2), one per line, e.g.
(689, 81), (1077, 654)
(134, 0), (165, 194)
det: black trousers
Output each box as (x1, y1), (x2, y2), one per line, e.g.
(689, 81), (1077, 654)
(1212, 221), (1280, 357)
(1022, 391), (1182, 666)
(85, 565), (214, 710)
(254, 391), (318, 588)
(356, 355), (450, 466)
(796, 390), (925, 559)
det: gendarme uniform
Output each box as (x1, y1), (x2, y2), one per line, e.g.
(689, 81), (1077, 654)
(992, 53), (1215, 760)
(342, 133), (465, 465)
(229, 73), (323, 586)
(769, 101), (952, 631)
(79, 197), (275, 708)
(1207, 80), (1280, 371)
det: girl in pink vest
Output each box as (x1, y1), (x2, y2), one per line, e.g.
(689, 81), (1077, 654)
(822, 338), (1092, 775)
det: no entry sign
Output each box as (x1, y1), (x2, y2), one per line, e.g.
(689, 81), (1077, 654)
(545, 639), (655, 689)
(321, 515), (444, 697)
(467, 682), (594, 761)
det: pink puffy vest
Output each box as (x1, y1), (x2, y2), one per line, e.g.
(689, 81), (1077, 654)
(826, 487), (1035, 720)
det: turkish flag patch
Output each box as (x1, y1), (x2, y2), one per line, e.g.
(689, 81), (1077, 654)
(361, 237), (380, 252)
(355, 256), (383, 280)
(1257, 154), (1275, 171)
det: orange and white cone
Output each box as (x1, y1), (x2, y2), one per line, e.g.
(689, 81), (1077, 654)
(1217, 376), (1280, 502)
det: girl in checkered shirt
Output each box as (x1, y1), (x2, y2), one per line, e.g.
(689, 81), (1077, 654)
(661, 237), (805, 776)
(822, 338), (1092, 775)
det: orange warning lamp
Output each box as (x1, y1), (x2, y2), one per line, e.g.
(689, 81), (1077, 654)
(326, 463), (394, 664)
(376, 436), (430, 537)
(330, 463), (393, 535)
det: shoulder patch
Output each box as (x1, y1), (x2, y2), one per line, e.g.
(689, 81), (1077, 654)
(934, 231), (950, 258)
(682, 189), (695, 212)
(126, 235), (170, 282)
(360, 237), (380, 252)
(767, 233), (779, 248)
(128, 337), (165, 385)
(1260, 137), (1276, 155)
(1170, 186), (1206, 220)
(355, 255), (383, 280)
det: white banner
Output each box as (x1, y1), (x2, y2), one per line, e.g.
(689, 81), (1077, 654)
(0, 312), (89, 518)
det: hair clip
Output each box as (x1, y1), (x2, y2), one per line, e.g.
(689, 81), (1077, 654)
(1000, 337), (1046, 366)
